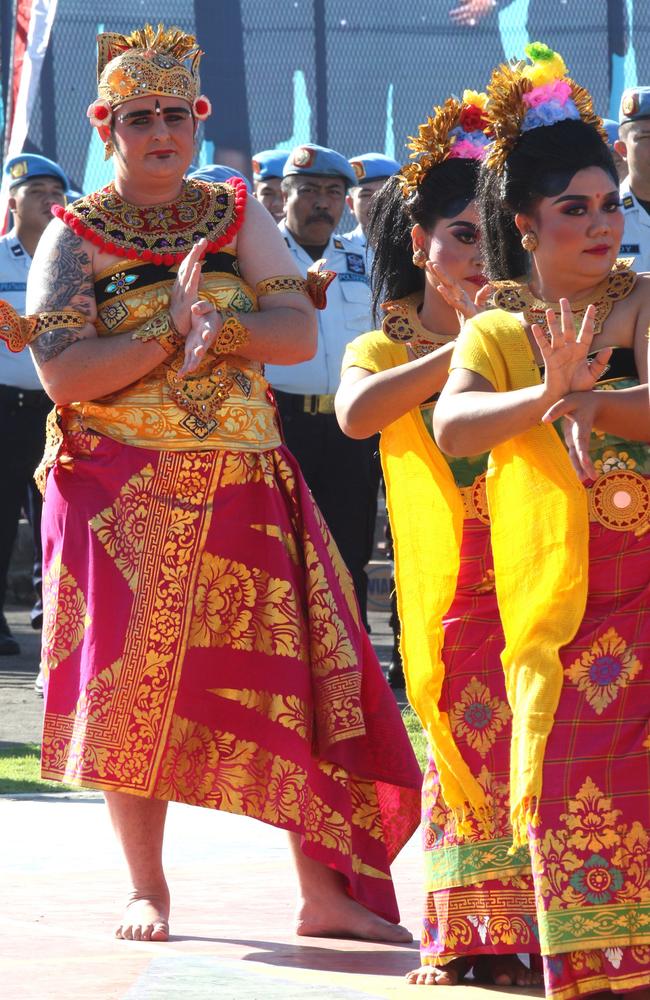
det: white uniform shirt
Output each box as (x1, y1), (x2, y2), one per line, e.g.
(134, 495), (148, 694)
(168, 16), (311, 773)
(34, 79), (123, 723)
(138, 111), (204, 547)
(619, 176), (650, 274)
(341, 223), (375, 275)
(0, 229), (42, 389)
(265, 222), (373, 395)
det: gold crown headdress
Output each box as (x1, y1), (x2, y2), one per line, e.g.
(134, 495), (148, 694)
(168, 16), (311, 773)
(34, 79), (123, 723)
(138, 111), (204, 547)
(87, 24), (211, 130)
(484, 42), (605, 174)
(400, 90), (490, 197)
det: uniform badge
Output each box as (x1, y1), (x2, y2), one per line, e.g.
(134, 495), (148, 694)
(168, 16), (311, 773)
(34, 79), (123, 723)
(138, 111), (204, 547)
(620, 243), (640, 254)
(345, 252), (365, 275)
(622, 92), (639, 118)
(623, 195), (634, 209)
(251, 159), (261, 174)
(292, 146), (315, 169)
(350, 160), (366, 181)
(10, 160), (28, 180)
(333, 237), (344, 250)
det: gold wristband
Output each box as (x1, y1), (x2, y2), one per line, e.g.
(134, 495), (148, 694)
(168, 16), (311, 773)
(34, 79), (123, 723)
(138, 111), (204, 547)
(256, 275), (309, 298)
(213, 315), (250, 355)
(131, 310), (184, 356)
(0, 300), (87, 353)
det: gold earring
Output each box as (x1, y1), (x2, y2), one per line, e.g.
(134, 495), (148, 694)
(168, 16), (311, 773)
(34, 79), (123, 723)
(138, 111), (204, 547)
(412, 248), (428, 268)
(103, 139), (114, 161)
(521, 231), (538, 252)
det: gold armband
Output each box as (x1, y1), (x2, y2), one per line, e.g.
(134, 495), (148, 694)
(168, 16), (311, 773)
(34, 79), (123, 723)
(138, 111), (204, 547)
(213, 315), (250, 355)
(255, 261), (336, 311)
(131, 310), (184, 356)
(256, 275), (309, 298)
(0, 300), (87, 353)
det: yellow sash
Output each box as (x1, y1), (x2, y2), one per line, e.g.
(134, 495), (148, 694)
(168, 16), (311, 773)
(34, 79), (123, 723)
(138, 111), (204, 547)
(453, 310), (589, 846)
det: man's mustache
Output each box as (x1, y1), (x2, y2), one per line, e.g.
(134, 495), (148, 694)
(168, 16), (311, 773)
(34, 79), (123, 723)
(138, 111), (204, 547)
(306, 212), (334, 225)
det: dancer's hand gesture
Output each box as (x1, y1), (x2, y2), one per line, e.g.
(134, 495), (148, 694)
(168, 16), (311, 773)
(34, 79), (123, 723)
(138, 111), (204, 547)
(532, 299), (612, 400)
(426, 261), (492, 324)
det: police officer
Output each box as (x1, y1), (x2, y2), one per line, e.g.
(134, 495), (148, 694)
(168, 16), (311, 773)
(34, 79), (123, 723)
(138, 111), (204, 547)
(343, 153), (400, 247)
(266, 143), (380, 628)
(251, 149), (287, 223)
(0, 154), (67, 658)
(615, 87), (650, 272)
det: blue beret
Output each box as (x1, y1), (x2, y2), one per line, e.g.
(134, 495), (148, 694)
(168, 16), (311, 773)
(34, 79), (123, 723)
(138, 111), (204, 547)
(601, 119), (620, 148)
(251, 149), (288, 181)
(348, 152), (401, 184)
(619, 87), (650, 125)
(187, 164), (252, 192)
(283, 144), (357, 186)
(4, 153), (68, 190)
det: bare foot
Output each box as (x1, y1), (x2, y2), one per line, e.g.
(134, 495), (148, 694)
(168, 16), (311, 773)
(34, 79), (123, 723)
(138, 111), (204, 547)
(406, 959), (470, 985)
(295, 893), (412, 943)
(474, 955), (544, 987)
(115, 885), (170, 942)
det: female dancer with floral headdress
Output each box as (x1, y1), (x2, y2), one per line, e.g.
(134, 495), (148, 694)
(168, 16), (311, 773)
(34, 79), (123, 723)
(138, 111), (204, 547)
(0, 24), (422, 943)
(434, 44), (650, 999)
(335, 95), (542, 986)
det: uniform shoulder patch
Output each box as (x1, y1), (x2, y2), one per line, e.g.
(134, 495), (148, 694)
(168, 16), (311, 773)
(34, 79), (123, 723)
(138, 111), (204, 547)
(623, 195), (634, 209)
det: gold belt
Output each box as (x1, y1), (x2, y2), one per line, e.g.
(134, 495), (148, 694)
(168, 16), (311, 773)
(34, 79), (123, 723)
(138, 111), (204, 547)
(303, 393), (336, 415)
(459, 470), (650, 536)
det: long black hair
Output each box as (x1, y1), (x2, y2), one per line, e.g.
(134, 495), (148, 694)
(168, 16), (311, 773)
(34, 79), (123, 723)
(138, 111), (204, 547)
(478, 119), (619, 281)
(367, 158), (480, 323)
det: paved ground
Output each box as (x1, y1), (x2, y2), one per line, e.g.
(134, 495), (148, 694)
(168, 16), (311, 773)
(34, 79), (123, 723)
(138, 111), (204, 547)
(1, 598), (542, 1000)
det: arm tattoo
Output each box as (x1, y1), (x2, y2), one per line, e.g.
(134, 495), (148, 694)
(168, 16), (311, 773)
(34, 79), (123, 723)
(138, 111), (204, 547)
(28, 223), (97, 363)
(31, 328), (87, 364)
(33, 227), (94, 312)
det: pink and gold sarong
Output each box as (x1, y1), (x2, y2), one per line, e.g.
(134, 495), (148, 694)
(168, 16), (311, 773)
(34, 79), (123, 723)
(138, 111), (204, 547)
(40, 431), (421, 921)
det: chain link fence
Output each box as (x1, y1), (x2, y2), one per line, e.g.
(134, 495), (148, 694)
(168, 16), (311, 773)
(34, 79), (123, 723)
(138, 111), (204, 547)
(2, 0), (649, 194)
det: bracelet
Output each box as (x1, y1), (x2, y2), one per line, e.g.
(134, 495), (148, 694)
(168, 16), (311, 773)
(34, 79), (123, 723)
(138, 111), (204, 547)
(0, 301), (87, 353)
(131, 310), (184, 356)
(256, 275), (309, 298)
(213, 315), (250, 355)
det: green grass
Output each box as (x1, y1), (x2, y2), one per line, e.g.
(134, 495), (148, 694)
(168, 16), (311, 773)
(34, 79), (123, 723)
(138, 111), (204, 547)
(0, 742), (76, 795)
(401, 706), (428, 771)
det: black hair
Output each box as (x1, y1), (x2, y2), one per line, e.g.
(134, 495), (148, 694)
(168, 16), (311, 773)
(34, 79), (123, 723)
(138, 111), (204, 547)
(478, 118), (619, 280)
(367, 159), (479, 323)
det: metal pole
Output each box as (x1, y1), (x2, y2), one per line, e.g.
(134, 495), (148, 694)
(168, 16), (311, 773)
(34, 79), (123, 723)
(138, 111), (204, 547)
(313, 0), (328, 147)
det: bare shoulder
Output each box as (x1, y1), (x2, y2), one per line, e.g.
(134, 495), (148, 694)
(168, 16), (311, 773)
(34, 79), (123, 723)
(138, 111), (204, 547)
(235, 195), (300, 287)
(27, 218), (97, 319)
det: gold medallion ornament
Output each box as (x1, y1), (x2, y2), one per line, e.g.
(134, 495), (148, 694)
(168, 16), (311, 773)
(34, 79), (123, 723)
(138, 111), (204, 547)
(490, 261), (637, 337)
(381, 292), (456, 358)
(0, 300), (87, 353)
(589, 470), (650, 534)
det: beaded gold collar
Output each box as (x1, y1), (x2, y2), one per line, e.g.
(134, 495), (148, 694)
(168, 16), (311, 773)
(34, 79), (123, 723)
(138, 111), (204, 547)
(382, 292), (457, 357)
(52, 177), (247, 266)
(490, 260), (637, 336)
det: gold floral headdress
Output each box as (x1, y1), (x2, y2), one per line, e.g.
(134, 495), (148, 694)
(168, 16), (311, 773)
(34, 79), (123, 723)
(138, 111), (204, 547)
(87, 24), (211, 129)
(400, 90), (490, 197)
(484, 42), (605, 174)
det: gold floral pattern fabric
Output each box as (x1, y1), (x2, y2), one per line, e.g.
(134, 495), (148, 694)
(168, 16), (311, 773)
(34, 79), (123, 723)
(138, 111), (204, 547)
(41, 554), (91, 676)
(565, 628), (643, 716)
(40, 437), (421, 924)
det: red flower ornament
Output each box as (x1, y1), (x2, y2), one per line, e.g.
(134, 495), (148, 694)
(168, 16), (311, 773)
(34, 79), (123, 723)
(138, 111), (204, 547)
(193, 95), (212, 121)
(459, 104), (489, 133)
(87, 100), (113, 129)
